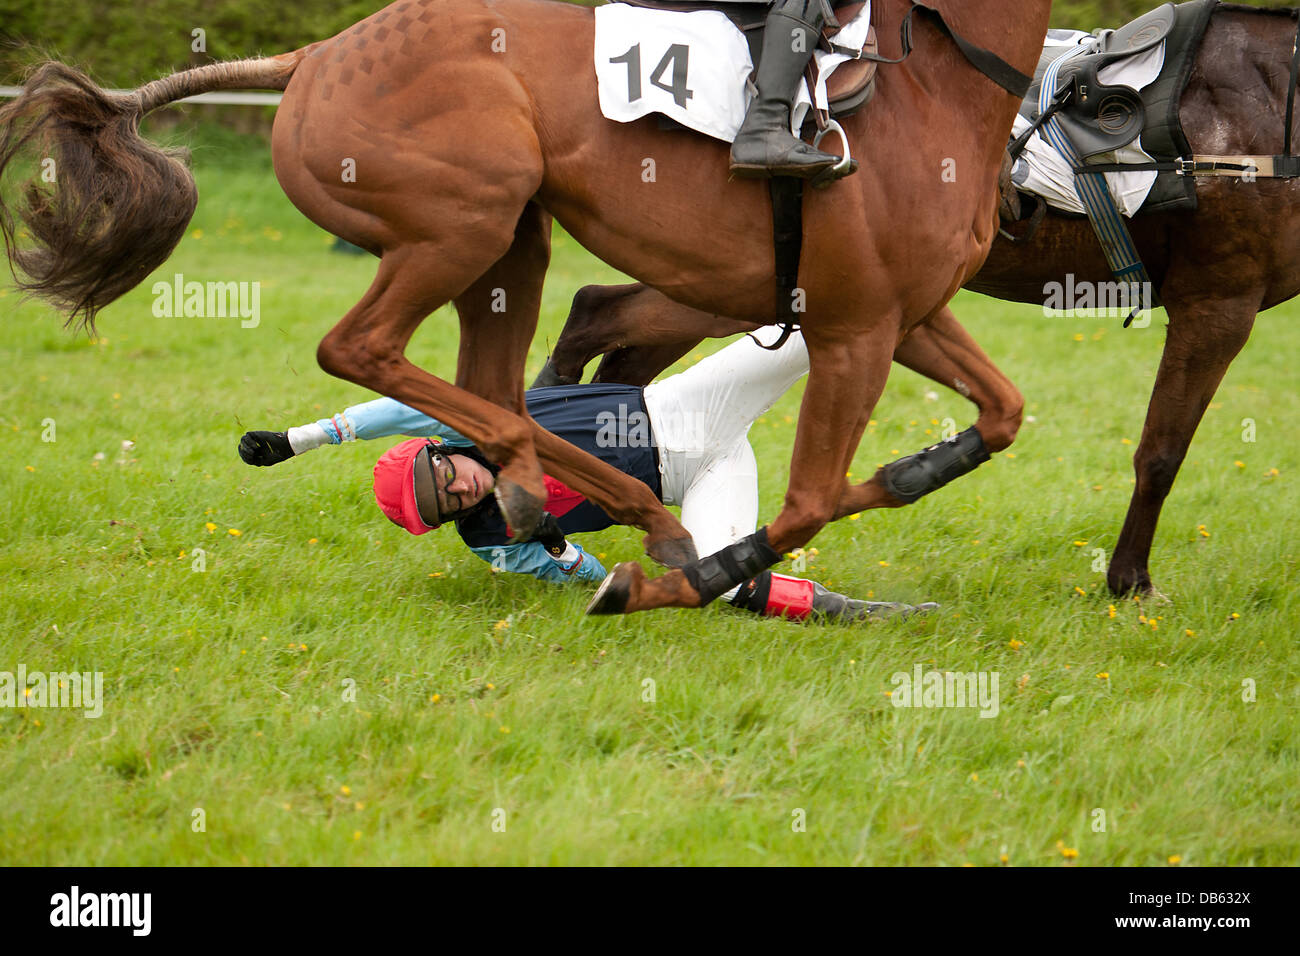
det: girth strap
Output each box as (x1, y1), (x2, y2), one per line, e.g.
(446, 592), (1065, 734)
(1079, 154), (1300, 179)
(1285, 12), (1300, 161)
(753, 177), (804, 352)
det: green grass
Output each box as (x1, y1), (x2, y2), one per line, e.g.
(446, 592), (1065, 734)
(1, 123), (1297, 865)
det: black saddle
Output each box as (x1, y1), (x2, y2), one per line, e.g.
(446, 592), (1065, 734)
(1014, 0), (1218, 216)
(1050, 4), (1175, 159)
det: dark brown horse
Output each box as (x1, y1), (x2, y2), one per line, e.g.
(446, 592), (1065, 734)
(0, 0), (1050, 615)
(533, 2), (1300, 599)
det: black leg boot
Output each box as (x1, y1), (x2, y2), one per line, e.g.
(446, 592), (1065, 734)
(729, 0), (850, 180)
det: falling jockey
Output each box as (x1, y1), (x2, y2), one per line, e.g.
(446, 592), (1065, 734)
(238, 329), (934, 623)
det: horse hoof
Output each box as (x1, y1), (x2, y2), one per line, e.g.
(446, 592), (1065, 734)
(1106, 565), (1149, 597)
(645, 533), (698, 569)
(585, 562), (642, 615)
(530, 360), (580, 389)
(495, 476), (544, 542)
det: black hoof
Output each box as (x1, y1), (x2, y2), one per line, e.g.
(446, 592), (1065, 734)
(530, 359), (580, 389)
(585, 564), (636, 615)
(496, 477), (544, 542)
(1106, 566), (1150, 597)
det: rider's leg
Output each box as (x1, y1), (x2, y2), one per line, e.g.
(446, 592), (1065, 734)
(729, 0), (851, 180)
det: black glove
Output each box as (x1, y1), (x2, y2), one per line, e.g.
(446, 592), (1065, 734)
(532, 512), (567, 556)
(239, 430), (295, 467)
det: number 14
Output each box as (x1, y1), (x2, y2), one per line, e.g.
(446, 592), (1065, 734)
(610, 43), (694, 109)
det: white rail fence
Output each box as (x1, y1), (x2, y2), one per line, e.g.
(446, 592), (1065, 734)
(0, 87), (282, 105)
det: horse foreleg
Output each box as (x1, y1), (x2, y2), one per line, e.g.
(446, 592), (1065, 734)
(1107, 296), (1257, 596)
(317, 244), (550, 537)
(534, 283), (756, 387)
(453, 208), (694, 563)
(831, 306), (1022, 517)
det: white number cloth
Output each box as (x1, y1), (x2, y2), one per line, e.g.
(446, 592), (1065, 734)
(594, 3), (872, 144)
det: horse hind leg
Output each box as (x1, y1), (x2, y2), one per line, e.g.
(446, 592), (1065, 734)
(533, 283), (756, 387)
(830, 306), (1023, 517)
(1108, 295), (1257, 597)
(533, 284), (645, 387)
(316, 234), (560, 537)
(590, 319), (897, 614)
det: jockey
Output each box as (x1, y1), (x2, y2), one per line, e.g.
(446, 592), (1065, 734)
(238, 329), (932, 622)
(728, 0), (856, 181)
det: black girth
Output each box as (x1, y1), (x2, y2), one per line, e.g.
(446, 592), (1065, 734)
(755, 1), (1033, 351)
(1283, 10), (1300, 171)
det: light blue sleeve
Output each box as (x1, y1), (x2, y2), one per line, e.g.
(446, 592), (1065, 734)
(315, 397), (473, 446)
(468, 541), (608, 584)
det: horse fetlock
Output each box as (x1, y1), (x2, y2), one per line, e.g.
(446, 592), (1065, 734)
(643, 529), (698, 569)
(1106, 559), (1152, 598)
(586, 564), (703, 615)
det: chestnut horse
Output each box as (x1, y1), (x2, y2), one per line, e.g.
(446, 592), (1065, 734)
(531, 2), (1300, 599)
(0, 0), (1050, 615)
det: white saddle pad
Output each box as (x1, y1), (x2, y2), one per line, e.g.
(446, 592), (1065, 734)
(594, 3), (872, 144)
(1011, 29), (1167, 218)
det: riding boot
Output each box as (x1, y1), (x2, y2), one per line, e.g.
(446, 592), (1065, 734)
(731, 572), (938, 622)
(807, 581), (939, 622)
(729, 0), (848, 180)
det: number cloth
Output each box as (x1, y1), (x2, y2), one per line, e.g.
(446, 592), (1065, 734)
(594, 3), (871, 143)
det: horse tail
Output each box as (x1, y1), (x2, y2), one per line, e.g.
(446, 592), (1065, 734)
(0, 52), (306, 333)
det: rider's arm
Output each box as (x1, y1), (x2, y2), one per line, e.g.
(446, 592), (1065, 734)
(305, 397), (472, 448)
(468, 540), (607, 584)
(239, 397), (472, 465)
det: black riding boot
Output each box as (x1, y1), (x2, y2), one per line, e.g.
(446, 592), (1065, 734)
(729, 0), (848, 180)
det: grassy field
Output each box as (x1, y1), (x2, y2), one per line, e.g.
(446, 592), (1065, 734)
(1, 122), (1297, 866)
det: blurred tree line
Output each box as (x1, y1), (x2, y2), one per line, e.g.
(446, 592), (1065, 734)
(0, 0), (1293, 88)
